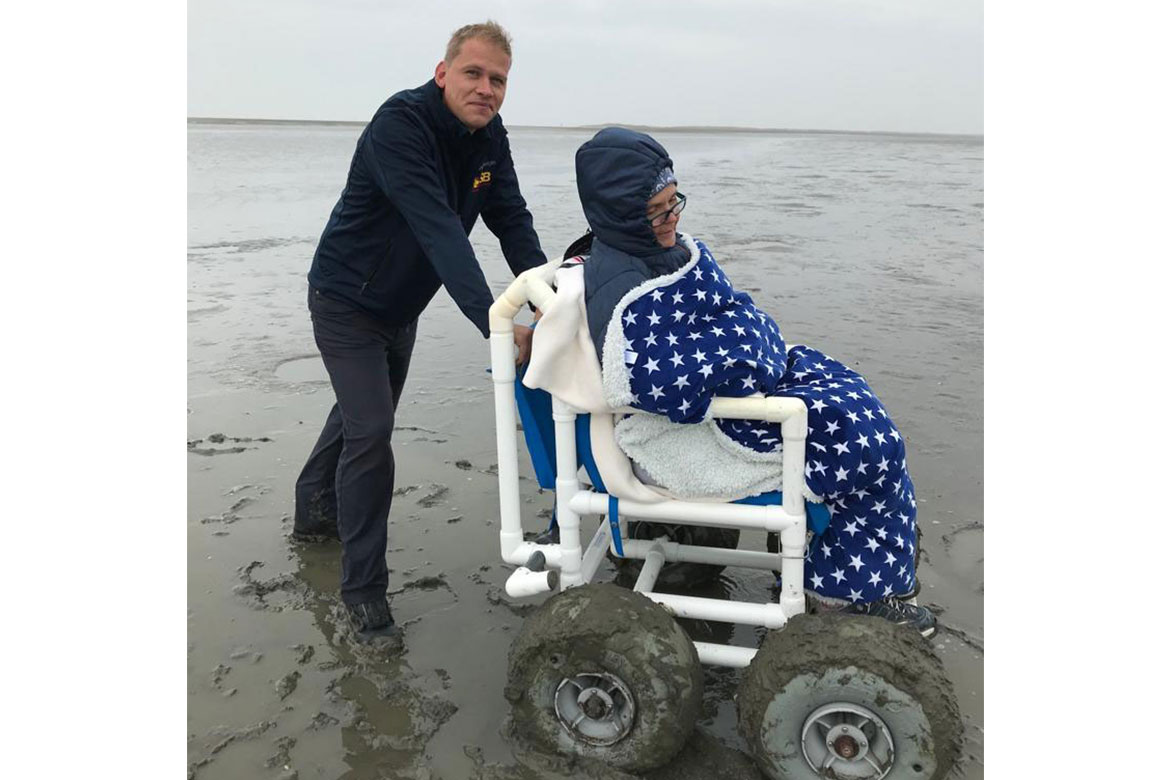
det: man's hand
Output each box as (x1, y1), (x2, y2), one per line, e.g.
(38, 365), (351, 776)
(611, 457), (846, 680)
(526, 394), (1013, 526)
(513, 309), (542, 366)
(513, 324), (533, 366)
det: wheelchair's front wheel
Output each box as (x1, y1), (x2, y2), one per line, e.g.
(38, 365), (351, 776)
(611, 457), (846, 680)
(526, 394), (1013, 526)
(504, 583), (703, 772)
(737, 612), (962, 780)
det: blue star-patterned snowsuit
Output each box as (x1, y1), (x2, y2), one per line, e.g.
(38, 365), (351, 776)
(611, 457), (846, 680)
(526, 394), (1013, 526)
(608, 236), (919, 603)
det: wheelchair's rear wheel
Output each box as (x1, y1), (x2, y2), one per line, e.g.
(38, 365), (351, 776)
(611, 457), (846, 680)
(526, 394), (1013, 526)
(504, 583), (703, 772)
(613, 521), (740, 589)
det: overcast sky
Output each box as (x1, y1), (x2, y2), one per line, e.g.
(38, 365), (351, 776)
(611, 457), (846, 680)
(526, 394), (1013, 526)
(188, 0), (982, 135)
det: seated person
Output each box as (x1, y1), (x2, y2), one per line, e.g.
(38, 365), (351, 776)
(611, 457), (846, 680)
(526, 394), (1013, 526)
(571, 127), (935, 636)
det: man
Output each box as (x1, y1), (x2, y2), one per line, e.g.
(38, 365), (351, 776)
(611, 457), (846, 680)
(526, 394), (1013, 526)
(293, 21), (546, 646)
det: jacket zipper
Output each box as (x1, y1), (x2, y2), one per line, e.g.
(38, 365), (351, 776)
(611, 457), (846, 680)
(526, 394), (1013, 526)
(360, 245), (392, 295)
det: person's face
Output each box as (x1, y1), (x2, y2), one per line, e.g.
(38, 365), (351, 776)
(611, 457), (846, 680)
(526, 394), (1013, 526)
(646, 183), (681, 248)
(434, 37), (510, 131)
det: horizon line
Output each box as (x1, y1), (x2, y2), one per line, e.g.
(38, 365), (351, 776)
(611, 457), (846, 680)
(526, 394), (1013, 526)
(187, 116), (982, 141)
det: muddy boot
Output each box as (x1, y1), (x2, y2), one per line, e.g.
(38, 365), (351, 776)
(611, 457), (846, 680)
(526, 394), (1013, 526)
(846, 596), (937, 638)
(808, 591), (937, 639)
(346, 598), (404, 650)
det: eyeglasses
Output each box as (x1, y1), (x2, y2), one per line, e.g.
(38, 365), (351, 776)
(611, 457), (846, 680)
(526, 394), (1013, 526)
(648, 192), (686, 227)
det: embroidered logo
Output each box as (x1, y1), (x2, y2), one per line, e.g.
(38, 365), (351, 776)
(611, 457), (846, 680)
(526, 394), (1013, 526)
(472, 171), (492, 191)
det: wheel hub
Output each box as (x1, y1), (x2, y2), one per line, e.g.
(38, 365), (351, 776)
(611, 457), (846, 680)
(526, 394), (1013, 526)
(832, 731), (861, 760)
(801, 702), (895, 779)
(554, 671), (635, 746)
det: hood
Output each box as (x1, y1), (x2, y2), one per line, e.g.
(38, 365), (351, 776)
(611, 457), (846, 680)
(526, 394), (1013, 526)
(575, 127), (675, 257)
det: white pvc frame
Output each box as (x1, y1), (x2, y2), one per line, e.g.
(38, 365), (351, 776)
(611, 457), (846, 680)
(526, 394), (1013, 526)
(488, 260), (810, 668)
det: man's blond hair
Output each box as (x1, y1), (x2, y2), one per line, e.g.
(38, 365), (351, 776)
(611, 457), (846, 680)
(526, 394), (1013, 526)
(444, 20), (512, 63)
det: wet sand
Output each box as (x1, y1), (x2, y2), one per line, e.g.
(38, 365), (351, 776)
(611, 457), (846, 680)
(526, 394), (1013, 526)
(188, 123), (983, 779)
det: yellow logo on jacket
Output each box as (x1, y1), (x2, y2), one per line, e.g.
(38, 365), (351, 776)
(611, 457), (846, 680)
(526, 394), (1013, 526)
(472, 171), (492, 190)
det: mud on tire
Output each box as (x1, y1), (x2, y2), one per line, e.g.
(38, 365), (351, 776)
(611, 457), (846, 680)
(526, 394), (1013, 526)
(737, 612), (962, 780)
(613, 521), (740, 589)
(504, 583), (703, 772)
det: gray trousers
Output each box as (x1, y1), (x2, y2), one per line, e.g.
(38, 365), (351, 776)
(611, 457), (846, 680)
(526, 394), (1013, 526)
(294, 286), (416, 606)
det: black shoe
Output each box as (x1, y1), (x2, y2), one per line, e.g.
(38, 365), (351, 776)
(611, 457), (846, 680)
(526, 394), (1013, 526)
(847, 596), (937, 638)
(346, 599), (404, 649)
(894, 580), (922, 601)
(292, 491), (341, 540)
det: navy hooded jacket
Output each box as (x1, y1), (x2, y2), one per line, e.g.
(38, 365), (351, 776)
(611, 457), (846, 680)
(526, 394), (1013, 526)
(307, 80), (546, 337)
(575, 128), (690, 360)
